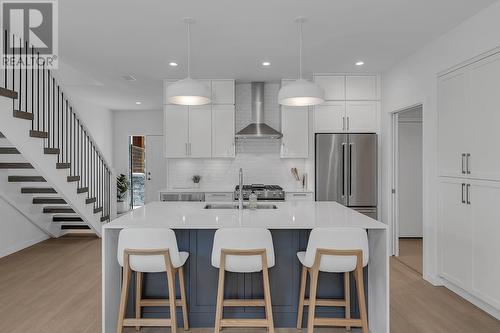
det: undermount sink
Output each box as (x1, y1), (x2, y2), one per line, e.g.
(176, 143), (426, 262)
(204, 203), (278, 210)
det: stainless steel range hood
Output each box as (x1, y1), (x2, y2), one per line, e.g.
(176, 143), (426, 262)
(235, 82), (282, 139)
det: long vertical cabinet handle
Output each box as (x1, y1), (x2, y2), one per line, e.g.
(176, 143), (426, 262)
(342, 117), (346, 130)
(466, 184), (471, 205)
(185, 143), (188, 157)
(466, 153), (471, 174)
(349, 143), (353, 196)
(461, 153), (466, 174)
(189, 143), (192, 156)
(347, 117), (350, 131)
(461, 183), (466, 204)
(342, 143), (346, 196)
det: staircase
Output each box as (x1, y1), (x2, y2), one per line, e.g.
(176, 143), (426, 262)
(0, 31), (112, 237)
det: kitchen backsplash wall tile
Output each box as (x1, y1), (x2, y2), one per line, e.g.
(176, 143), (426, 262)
(167, 83), (308, 190)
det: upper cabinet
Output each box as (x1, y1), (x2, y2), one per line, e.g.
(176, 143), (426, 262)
(313, 75), (380, 133)
(163, 79), (235, 158)
(281, 106), (309, 158)
(346, 76), (378, 100)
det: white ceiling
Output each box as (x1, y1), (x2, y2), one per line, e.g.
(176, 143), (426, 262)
(56, 0), (497, 111)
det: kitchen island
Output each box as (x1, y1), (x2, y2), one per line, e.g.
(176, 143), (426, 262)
(103, 201), (389, 333)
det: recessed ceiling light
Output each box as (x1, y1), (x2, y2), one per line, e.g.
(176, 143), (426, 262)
(135, 101), (142, 105)
(355, 61), (365, 66)
(169, 62), (178, 67)
(262, 61), (271, 67)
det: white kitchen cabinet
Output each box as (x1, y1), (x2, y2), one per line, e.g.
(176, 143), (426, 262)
(164, 105), (211, 158)
(314, 102), (346, 132)
(346, 76), (377, 100)
(212, 105), (235, 158)
(164, 105), (189, 157)
(438, 178), (500, 311)
(281, 106), (309, 158)
(346, 101), (379, 132)
(438, 69), (470, 178)
(285, 192), (314, 201)
(211, 80), (235, 104)
(189, 106), (212, 158)
(438, 178), (472, 290)
(314, 75), (345, 100)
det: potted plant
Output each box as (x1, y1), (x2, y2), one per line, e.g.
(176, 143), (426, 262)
(192, 175), (201, 188)
(117, 174), (130, 213)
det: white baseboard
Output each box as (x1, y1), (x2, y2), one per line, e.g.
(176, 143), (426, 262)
(0, 234), (50, 258)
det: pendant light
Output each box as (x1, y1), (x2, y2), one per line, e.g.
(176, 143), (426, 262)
(278, 17), (325, 107)
(167, 18), (211, 106)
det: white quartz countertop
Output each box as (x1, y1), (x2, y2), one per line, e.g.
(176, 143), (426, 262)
(105, 201), (387, 230)
(159, 188), (314, 193)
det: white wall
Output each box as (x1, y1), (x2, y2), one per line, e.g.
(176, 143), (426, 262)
(398, 108), (423, 238)
(381, 0), (500, 283)
(0, 197), (49, 258)
(166, 83), (309, 191)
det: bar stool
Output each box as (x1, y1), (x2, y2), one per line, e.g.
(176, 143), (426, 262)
(296, 227), (369, 333)
(116, 228), (189, 333)
(211, 228), (275, 333)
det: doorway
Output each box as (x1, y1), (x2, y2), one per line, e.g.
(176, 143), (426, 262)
(129, 135), (166, 208)
(391, 105), (423, 274)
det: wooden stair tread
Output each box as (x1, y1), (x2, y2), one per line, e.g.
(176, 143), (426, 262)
(100, 215), (110, 222)
(13, 110), (33, 120)
(8, 175), (46, 182)
(67, 175), (80, 182)
(21, 187), (56, 194)
(53, 215), (83, 222)
(85, 197), (96, 204)
(33, 197), (66, 204)
(0, 147), (20, 154)
(0, 87), (17, 99)
(29, 130), (49, 139)
(43, 206), (74, 213)
(56, 162), (70, 169)
(60, 224), (90, 230)
(93, 207), (103, 213)
(44, 147), (60, 154)
(77, 187), (88, 194)
(0, 163), (33, 169)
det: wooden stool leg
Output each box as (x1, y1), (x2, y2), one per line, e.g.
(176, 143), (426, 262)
(296, 266), (307, 329)
(262, 254), (274, 333)
(214, 256), (226, 333)
(135, 271), (143, 331)
(344, 271), (351, 331)
(355, 263), (368, 333)
(167, 267), (178, 333)
(117, 260), (132, 333)
(178, 266), (189, 330)
(306, 268), (319, 333)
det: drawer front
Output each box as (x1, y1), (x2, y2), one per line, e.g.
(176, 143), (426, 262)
(160, 192), (205, 201)
(205, 192), (234, 202)
(285, 192), (314, 201)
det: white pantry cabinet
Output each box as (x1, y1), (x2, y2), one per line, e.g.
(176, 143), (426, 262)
(346, 76), (378, 100)
(346, 101), (379, 132)
(211, 80), (235, 104)
(314, 75), (345, 100)
(438, 51), (500, 181)
(438, 178), (500, 311)
(212, 105), (235, 158)
(314, 102), (346, 132)
(164, 105), (211, 158)
(281, 106), (309, 158)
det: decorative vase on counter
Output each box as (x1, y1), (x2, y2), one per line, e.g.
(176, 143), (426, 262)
(192, 175), (201, 189)
(117, 200), (129, 214)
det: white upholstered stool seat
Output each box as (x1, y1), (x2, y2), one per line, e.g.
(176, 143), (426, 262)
(297, 227), (369, 333)
(211, 228), (275, 333)
(116, 228), (189, 333)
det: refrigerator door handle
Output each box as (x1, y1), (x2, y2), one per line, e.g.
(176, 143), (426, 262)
(349, 142), (353, 196)
(342, 143), (346, 196)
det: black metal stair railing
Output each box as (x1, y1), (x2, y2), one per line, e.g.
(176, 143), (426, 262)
(1, 30), (111, 222)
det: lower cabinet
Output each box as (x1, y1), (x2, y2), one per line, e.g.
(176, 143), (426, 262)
(439, 178), (500, 310)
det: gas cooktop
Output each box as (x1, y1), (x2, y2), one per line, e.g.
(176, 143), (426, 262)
(234, 184), (285, 201)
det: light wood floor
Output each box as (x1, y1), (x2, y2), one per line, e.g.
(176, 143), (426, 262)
(397, 238), (423, 274)
(1, 236), (499, 333)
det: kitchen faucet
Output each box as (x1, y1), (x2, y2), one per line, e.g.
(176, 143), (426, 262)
(238, 168), (243, 210)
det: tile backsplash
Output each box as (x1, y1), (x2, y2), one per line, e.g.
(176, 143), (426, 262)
(166, 82), (309, 190)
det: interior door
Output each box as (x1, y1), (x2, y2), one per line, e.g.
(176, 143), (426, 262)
(145, 135), (167, 203)
(347, 134), (377, 207)
(315, 133), (348, 204)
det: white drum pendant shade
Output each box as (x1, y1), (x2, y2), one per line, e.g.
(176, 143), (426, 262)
(167, 78), (211, 105)
(278, 17), (324, 107)
(278, 79), (324, 106)
(167, 18), (211, 106)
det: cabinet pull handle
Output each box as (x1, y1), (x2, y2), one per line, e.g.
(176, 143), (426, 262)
(461, 153), (466, 174)
(461, 183), (466, 204)
(466, 184), (471, 204)
(189, 143), (192, 156)
(185, 143), (188, 156)
(211, 194), (228, 197)
(347, 117), (350, 131)
(293, 193), (307, 197)
(466, 153), (471, 174)
(342, 117), (346, 130)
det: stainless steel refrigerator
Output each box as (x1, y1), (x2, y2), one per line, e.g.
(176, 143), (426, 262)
(315, 133), (378, 219)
